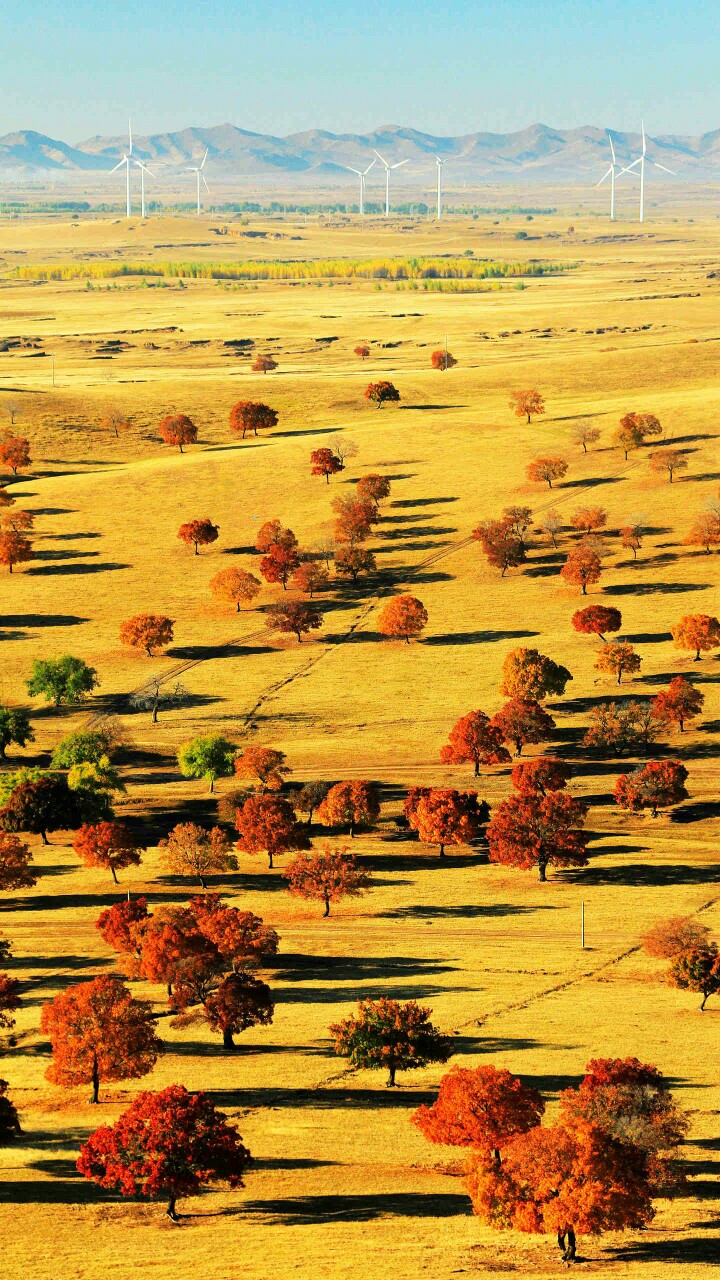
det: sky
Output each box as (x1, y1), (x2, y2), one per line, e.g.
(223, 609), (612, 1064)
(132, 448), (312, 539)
(3, 0), (720, 141)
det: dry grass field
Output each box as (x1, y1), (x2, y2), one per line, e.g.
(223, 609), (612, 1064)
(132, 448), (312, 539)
(1, 208), (719, 1278)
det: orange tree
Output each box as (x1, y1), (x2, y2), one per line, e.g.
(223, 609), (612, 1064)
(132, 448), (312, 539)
(260, 543), (301, 589)
(177, 518), (219, 554)
(204, 973), (274, 1049)
(472, 519), (526, 577)
(317, 780), (380, 837)
(595, 641), (641, 685)
(561, 542), (602, 594)
(614, 760), (688, 818)
(526, 457), (567, 488)
(0, 530), (32, 573)
(234, 745), (289, 791)
(283, 846), (372, 916)
(235, 794), (309, 868)
(0, 831), (36, 890)
(210, 566), (261, 611)
(158, 414), (197, 453)
(431, 348), (457, 369)
(377, 594), (428, 642)
(365, 380), (400, 407)
(356, 474), (391, 509)
(252, 353), (277, 373)
(72, 822), (143, 884)
(407, 788), (487, 857)
(499, 647), (572, 701)
(266, 599), (322, 642)
(511, 757), (572, 796)
(413, 1064), (545, 1161)
(572, 605), (621, 641)
(159, 822), (237, 886)
(672, 613), (720, 661)
(310, 448), (344, 483)
(490, 698), (556, 756)
(440, 710), (510, 776)
(487, 790), (589, 882)
(330, 997), (450, 1086)
(652, 677), (704, 732)
(119, 614), (174, 656)
(229, 401), (278, 439)
(509, 389), (545, 424)
(255, 520), (297, 553)
(291, 561), (330, 597)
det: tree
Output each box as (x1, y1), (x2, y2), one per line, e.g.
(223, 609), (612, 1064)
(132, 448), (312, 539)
(297, 780), (331, 824)
(649, 449), (687, 483)
(210, 566), (261, 611)
(572, 423), (600, 453)
(332, 495), (376, 545)
(635, 412), (662, 439)
(440, 710), (510, 776)
(613, 416), (645, 459)
(291, 561), (330, 597)
(356, 474), (391, 508)
(377, 594), (427, 643)
(72, 822), (143, 884)
(158, 414), (198, 453)
(317, 780), (380, 838)
(160, 822), (237, 887)
(0, 973), (21, 1031)
(204, 973), (274, 1049)
(130, 677), (189, 724)
(229, 400), (278, 440)
(472, 520), (526, 577)
(76, 1084), (250, 1220)
(330, 997), (450, 1087)
(26, 655), (98, 707)
(190, 894), (279, 973)
(100, 412), (131, 439)
(465, 1118), (654, 1263)
(499, 648), (572, 701)
(266, 600), (322, 642)
(672, 613), (720, 661)
(0, 775), (80, 844)
(614, 760), (688, 818)
(235, 794), (310, 868)
(119, 614), (174, 656)
(413, 1065), (545, 1160)
(539, 509), (564, 548)
(283, 846), (372, 916)
(136, 906), (220, 1002)
(685, 511), (720, 554)
(0, 434), (31, 475)
(354, 344), (370, 360)
(620, 522), (644, 558)
(667, 943), (720, 1011)
(509, 389), (545, 424)
(511, 757), (572, 796)
(335, 545), (376, 581)
(487, 791), (589, 882)
(177, 518), (219, 554)
(260, 542), (301, 589)
(41, 976), (161, 1103)
(526, 457), (567, 489)
(310, 448), (344, 483)
(570, 506), (607, 534)
(96, 897), (149, 963)
(652, 677), (704, 733)
(0, 706), (33, 760)
(641, 916), (711, 960)
(1, 507), (34, 533)
(595, 641), (641, 685)
(572, 605), (621, 642)
(255, 520), (297, 554)
(0, 530), (32, 573)
(431, 348), (457, 369)
(0, 488), (13, 508)
(234, 745), (290, 792)
(490, 699), (556, 757)
(329, 436), (359, 467)
(502, 506), (533, 546)
(52, 727), (115, 769)
(177, 735), (236, 793)
(0, 831), (35, 890)
(561, 541), (602, 594)
(365, 380), (400, 407)
(252, 353), (277, 373)
(407, 788), (486, 857)
(0, 1079), (21, 1143)
(582, 700), (659, 757)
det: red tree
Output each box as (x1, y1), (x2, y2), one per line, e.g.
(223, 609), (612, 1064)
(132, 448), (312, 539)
(407, 788), (486, 857)
(652, 677), (704, 732)
(0, 831), (36, 890)
(487, 791), (589, 881)
(204, 973), (274, 1049)
(235, 794), (310, 868)
(440, 710), (510, 776)
(72, 822), (143, 883)
(572, 605), (622, 641)
(234, 745), (289, 791)
(283, 846), (372, 916)
(641, 915), (711, 960)
(377, 594), (428, 643)
(561, 542), (602, 594)
(526, 457), (567, 489)
(354, 344), (370, 360)
(255, 520), (297, 553)
(96, 897), (149, 965)
(0, 530), (32, 573)
(229, 401), (278, 439)
(472, 519), (526, 577)
(77, 1085), (251, 1220)
(431, 349), (457, 369)
(190, 894), (279, 971)
(365, 380), (400, 407)
(310, 448), (344, 483)
(511, 757), (572, 796)
(614, 760), (688, 817)
(260, 542), (301, 589)
(266, 599), (322, 641)
(356, 474), (391, 508)
(0, 434), (30, 475)
(332, 495), (377, 544)
(317, 780), (380, 837)
(413, 1065), (545, 1159)
(119, 614), (174, 656)
(490, 699), (556, 757)
(40, 976), (161, 1102)
(252, 353), (278, 373)
(178, 518), (219, 554)
(158, 414), (197, 453)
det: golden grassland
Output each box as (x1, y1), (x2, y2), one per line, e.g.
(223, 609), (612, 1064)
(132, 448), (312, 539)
(0, 209), (719, 1277)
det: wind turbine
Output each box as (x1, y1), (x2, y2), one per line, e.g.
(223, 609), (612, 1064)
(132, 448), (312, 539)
(344, 159), (376, 215)
(133, 157), (156, 219)
(596, 132), (622, 220)
(109, 120), (133, 219)
(187, 149), (210, 214)
(435, 156), (445, 219)
(372, 150), (409, 216)
(619, 121), (676, 223)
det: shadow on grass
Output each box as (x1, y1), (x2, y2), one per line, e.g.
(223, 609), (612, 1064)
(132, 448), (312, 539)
(239, 1191), (472, 1223)
(424, 628), (539, 646)
(376, 903), (557, 920)
(0, 613), (89, 628)
(26, 562), (131, 577)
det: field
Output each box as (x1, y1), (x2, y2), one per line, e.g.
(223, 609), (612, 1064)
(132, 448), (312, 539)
(1, 206), (719, 1278)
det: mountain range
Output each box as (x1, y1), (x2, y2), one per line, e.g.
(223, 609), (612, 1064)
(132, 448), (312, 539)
(2, 123), (720, 183)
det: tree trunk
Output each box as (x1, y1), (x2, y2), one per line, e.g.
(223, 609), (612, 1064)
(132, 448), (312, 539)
(405, 634), (410, 644)
(325, 473), (329, 483)
(323, 893), (330, 917)
(558, 1227), (576, 1261)
(223, 1028), (236, 1049)
(679, 718), (684, 732)
(236, 600), (241, 611)
(701, 990), (709, 1011)
(167, 1194), (179, 1222)
(538, 860), (547, 882)
(617, 672), (622, 684)
(167, 982), (173, 997)
(492, 1148), (501, 1167)
(179, 444), (184, 455)
(199, 875), (207, 888)
(194, 543), (199, 555)
(40, 830), (49, 845)
(209, 777), (215, 793)
(8, 563), (12, 574)
(90, 1056), (100, 1104)
(581, 582), (587, 595)
(387, 1064), (397, 1087)
(268, 851), (274, 869)
(474, 760), (479, 777)
(111, 865), (118, 884)
(439, 843), (445, 857)
(695, 650), (701, 661)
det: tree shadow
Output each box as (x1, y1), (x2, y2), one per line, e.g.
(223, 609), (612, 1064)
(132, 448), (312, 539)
(30, 548), (99, 562)
(210, 1085), (439, 1111)
(26, 562), (130, 576)
(604, 582), (711, 596)
(424, 629), (539, 646)
(619, 631), (673, 644)
(0, 613), (89, 628)
(239, 1191), (472, 1223)
(560, 477), (621, 489)
(165, 643), (274, 660)
(572, 862), (720, 887)
(376, 903), (558, 920)
(671, 801), (720, 823)
(390, 497), (458, 508)
(607, 1236), (720, 1266)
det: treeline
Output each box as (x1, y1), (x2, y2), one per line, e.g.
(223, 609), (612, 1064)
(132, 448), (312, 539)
(13, 255), (570, 283)
(0, 201), (91, 214)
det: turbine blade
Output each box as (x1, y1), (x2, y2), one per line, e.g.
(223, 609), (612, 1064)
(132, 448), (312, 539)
(128, 119), (133, 155)
(392, 158), (409, 169)
(344, 165), (361, 175)
(363, 158), (376, 175)
(618, 159), (641, 176)
(608, 133), (616, 163)
(373, 149), (389, 167)
(202, 173), (210, 192)
(109, 158), (126, 173)
(201, 148), (209, 168)
(596, 167), (613, 186)
(652, 161), (676, 175)
(642, 119), (646, 155)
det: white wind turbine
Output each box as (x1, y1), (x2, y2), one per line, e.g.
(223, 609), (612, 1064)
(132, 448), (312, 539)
(435, 156), (446, 219)
(187, 148), (210, 214)
(596, 132), (623, 220)
(133, 157), (156, 219)
(372, 149), (409, 216)
(109, 120), (134, 219)
(344, 158), (376, 215)
(619, 121), (676, 223)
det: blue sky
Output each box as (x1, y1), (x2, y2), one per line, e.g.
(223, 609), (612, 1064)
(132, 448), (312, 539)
(4, 0), (719, 139)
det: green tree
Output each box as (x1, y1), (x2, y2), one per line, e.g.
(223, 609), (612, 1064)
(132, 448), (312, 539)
(52, 728), (115, 769)
(27, 656), (99, 707)
(0, 707), (34, 760)
(330, 997), (450, 1087)
(178, 735), (237, 794)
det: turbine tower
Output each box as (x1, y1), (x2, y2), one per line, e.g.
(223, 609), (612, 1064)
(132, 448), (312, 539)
(187, 148), (210, 215)
(109, 120), (133, 219)
(620, 121), (676, 223)
(344, 159), (376, 215)
(372, 149), (409, 216)
(596, 132), (622, 220)
(133, 157), (156, 219)
(435, 156), (445, 219)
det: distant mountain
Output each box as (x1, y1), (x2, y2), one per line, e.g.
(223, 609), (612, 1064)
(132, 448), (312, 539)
(2, 122), (720, 182)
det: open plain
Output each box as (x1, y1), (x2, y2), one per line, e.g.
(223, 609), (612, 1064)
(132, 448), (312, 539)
(0, 206), (719, 1278)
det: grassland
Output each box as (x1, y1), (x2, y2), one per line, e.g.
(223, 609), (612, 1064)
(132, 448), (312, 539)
(0, 208), (719, 1278)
